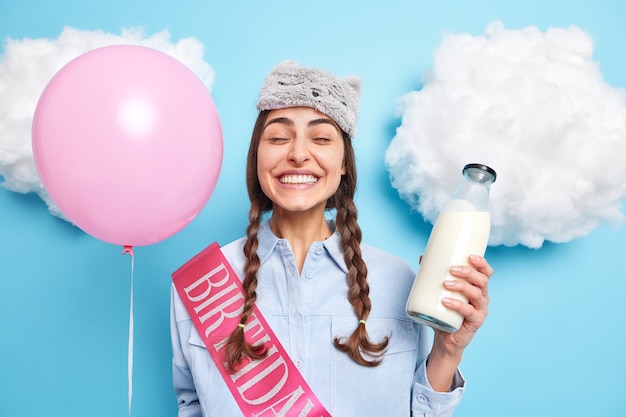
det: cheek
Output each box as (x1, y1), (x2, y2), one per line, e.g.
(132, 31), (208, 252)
(256, 148), (274, 175)
(256, 158), (272, 191)
(325, 157), (346, 189)
(328, 151), (346, 176)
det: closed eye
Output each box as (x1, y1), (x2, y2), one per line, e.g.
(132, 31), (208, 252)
(267, 136), (289, 143)
(313, 137), (333, 143)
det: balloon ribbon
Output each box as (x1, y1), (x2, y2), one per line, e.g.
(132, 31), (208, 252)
(122, 246), (134, 417)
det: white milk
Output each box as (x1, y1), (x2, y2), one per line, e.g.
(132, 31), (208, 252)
(406, 204), (491, 332)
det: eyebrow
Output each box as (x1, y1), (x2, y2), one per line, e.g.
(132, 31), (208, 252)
(264, 117), (340, 132)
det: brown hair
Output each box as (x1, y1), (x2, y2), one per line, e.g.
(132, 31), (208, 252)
(224, 110), (389, 371)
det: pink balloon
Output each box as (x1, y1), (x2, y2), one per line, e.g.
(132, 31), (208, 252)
(32, 45), (223, 247)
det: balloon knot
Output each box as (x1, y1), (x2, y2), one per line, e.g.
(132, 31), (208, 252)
(122, 246), (134, 256)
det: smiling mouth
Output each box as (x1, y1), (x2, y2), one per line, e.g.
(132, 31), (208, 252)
(279, 174), (318, 184)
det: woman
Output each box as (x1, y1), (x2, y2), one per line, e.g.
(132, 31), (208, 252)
(170, 60), (493, 417)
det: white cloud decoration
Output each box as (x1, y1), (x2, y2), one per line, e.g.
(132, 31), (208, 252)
(385, 21), (626, 249)
(0, 27), (214, 218)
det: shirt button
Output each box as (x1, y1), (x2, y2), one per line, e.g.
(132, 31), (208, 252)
(417, 394), (427, 404)
(315, 247), (323, 255)
(295, 360), (303, 368)
(305, 270), (313, 279)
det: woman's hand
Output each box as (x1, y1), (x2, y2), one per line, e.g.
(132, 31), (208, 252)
(438, 254), (493, 352)
(425, 254), (493, 391)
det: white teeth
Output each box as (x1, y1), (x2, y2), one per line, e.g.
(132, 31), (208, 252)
(280, 175), (318, 184)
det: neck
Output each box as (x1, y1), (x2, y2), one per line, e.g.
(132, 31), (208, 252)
(269, 209), (332, 273)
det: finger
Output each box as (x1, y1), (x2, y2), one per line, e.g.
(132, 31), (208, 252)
(444, 278), (489, 311)
(441, 296), (487, 330)
(468, 255), (494, 278)
(449, 265), (489, 294)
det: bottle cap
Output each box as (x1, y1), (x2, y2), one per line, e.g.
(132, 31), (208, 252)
(463, 163), (497, 182)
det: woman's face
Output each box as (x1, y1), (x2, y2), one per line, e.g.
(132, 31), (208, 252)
(257, 106), (346, 215)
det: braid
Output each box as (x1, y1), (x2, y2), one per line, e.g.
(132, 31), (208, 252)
(224, 112), (271, 372)
(332, 136), (389, 367)
(224, 200), (268, 371)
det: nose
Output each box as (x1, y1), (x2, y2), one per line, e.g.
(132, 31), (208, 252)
(288, 137), (310, 164)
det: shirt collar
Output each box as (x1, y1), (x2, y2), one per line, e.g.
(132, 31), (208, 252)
(255, 219), (349, 274)
(322, 220), (349, 274)
(255, 220), (279, 265)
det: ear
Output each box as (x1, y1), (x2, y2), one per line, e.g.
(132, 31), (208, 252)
(344, 75), (362, 97)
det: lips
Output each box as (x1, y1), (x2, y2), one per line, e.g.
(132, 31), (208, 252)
(279, 174), (319, 184)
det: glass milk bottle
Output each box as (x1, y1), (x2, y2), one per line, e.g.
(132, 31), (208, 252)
(406, 163), (496, 332)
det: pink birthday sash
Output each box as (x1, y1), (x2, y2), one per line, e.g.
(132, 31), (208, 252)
(172, 242), (332, 417)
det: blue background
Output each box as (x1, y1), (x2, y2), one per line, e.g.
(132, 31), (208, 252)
(1, 1), (625, 416)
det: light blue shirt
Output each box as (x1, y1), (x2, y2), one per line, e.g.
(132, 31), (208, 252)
(170, 220), (464, 416)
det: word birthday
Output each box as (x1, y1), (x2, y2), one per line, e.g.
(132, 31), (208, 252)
(173, 243), (331, 417)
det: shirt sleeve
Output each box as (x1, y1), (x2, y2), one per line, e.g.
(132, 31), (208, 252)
(411, 354), (465, 417)
(170, 285), (203, 417)
(408, 319), (465, 417)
